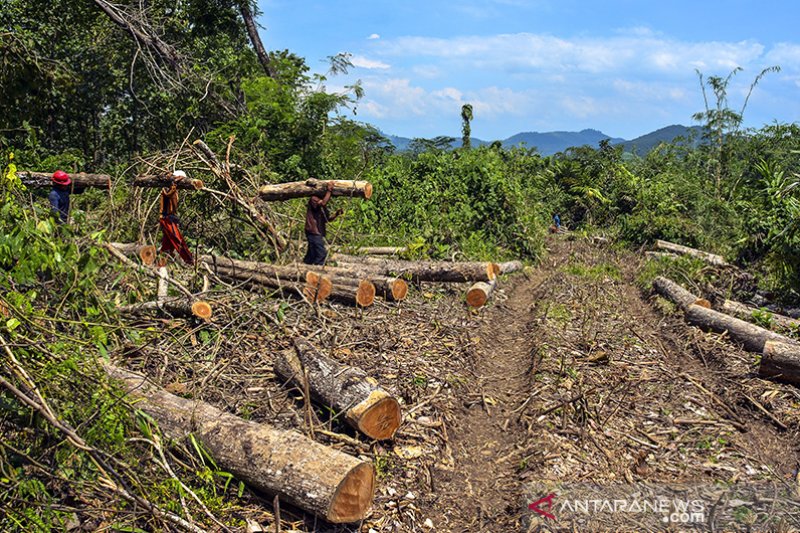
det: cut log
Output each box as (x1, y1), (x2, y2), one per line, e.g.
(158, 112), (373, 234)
(119, 299), (212, 320)
(105, 364), (374, 522)
(497, 261), (523, 274)
(133, 174), (204, 190)
(308, 270), (405, 302)
(305, 272), (375, 307)
(258, 179), (373, 201)
(273, 338), (401, 440)
(652, 276), (711, 311)
(110, 242), (157, 265)
(466, 280), (497, 308)
(332, 246), (407, 256)
(761, 341), (800, 385)
(211, 264), (323, 303)
(333, 254), (499, 283)
(684, 304), (787, 353)
(720, 299), (800, 333)
(655, 240), (728, 267)
(644, 251), (680, 260)
(18, 171), (111, 189)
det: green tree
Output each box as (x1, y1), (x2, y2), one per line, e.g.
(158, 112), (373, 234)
(461, 103), (473, 149)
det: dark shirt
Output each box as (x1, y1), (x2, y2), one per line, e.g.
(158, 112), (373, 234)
(305, 196), (331, 236)
(48, 187), (70, 223)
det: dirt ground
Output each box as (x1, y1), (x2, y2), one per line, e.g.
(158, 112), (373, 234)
(121, 236), (800, 532)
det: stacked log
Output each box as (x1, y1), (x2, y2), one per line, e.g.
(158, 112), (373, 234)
(133, 173), (204, 190)
(259, 179), (372, 201)
(106, 364), (375, 523)
(273, 338), (402, 440)
(18, 171), (111, 189)
(110, 242), (157, 265)
(655, 240), (728, 267)
(333, 254), (500, 283)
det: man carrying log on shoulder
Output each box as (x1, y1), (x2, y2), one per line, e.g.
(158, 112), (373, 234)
(304, 180), (343, 265)
(49, 170), (73, 224)
(158, 170), (194, 265)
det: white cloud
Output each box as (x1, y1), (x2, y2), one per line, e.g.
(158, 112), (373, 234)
(368, 33), (381, 40)
(350, 55), (390, 69)
(765, 43), (800, 70)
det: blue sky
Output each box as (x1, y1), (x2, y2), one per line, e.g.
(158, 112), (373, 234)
(258, 0), (800, 140)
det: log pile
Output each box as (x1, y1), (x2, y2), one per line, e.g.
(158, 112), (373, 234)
(18, 171), (112, 189)
(106, 364), (375, 523)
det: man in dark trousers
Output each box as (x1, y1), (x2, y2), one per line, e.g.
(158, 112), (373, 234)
(304, 180), (343, 265)
(48, 170), (71, 223)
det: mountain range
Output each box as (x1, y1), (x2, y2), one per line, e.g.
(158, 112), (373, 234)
(383, 125), (702, 156)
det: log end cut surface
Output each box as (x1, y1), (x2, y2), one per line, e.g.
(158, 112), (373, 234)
(139, 245), (156, 265)
(328, 462), (375, 523)
(390, 279), (408, 301)
(305, 272), (332, 302)
(357, 280), (376, 307)
(191, 301), (213, 320)
(356, 396), (402, 440)
(466, 285), (490, 308)
(489, 263), (500, 279)
(363, 182), (373, 200)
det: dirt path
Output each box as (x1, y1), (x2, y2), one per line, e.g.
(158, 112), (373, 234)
(429, 236), (800, 531)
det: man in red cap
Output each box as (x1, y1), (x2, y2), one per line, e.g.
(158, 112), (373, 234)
(49, 170), (71, 223)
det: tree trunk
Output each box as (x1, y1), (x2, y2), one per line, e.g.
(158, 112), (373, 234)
(652, 276), (711, 311)
(466, 280), (496, 308)
(332, 246), (407, 256)
(258, 179), (373, 201)
(110, 242), (156, 265)
(655, 240), (728, 267)
(304, 272), (375, 307)
(333, 255), (500, 283)
(133, 174), (204, 190)
(720, 299), (800, 333)
(684, 304), (787, 353)
(119, 299), (212, 320)
(105, 364), (374, 523)
(273, 338), (401, 440)
(497, 261), (523, 274)
(238, 1), (275, 78)
(18, 171), (111, 189)
(332, 273), (408, 302)
(210, 263), (320, 302)
(760, 340), (800, 385)
(644, 251), (680, 260)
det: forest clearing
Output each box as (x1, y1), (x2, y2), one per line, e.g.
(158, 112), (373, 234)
(3, 1), (800, 532)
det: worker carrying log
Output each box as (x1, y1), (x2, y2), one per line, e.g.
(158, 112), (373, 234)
(158, 170), (194, 265)
(49, 170), (75, 224)
(304, 180), (343, 265)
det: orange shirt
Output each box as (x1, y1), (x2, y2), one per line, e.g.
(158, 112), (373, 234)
(160, 183), (179, 217)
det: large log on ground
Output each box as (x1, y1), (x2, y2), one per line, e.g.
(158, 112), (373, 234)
(644, 251), (680, 260)
(497, 261), (523, 274)
(332, 246), (407, 256)
(761, 341), (800, 385)
(466, 280), (497, 308)
(684, 304), (787, 353)
(307, 270), (405, 302)
(333, 255), (500, 283)
(304, 272), (375, 307)
(17, 171), (111, 189)
(273, 338), (401, 440)
(110, 242), (157, 265)
(258, 179), (373, 201)
(210, 264), (323, 302)
(720, 299), (800, 333)
(105, 364), (374, 522)
(655, 240), (728, 267)
(119, 299), (212, 319)
(652, 276), (712, 311)
(133, 174), (204, 190)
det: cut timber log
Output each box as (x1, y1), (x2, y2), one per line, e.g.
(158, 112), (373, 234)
(305, 272), (375, 307)
(18, 171), (111, 189)
(211, 264), (321, 302)
(684, 304), (787, 353)
(497, 261), (523, 274)
(110, 243), (157, 265)
(119, 299), (212, 319)
(644, 251), (680, 260)
(466, 280), (497, 308)
(652, 276), (711, 311)
(333, 255), (500, 283)
(258, 179), (373, 201)
(655, 240), (728, 267)
(720, 299), (800, 333)
(106, 364), (374, 522)
(761, 341), (800, 385)
(332, 246), (407, 256)
(273, 338), (401, 440)
(133, 174), (204, 190)
(308, 270), (405, 302)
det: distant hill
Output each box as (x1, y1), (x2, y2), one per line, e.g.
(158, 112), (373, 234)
(381, 125), (702, 156)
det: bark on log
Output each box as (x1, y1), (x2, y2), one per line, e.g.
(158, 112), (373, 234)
(332, 246), (408, 256)
(118, 299), (212, 319)
(273, 338), (401, 440)
(17, 171), (111, 189)
(644, 251), (680, 260)
(110, 242), (157, 265)
(304, 272), (375, 307)
(466, 280), (497, 308)
(105, 364), (374, 522)
(210, 264), (321, 302)
(720, 299), (800, 333)
(655, 240), (728, 267)
(333, 255), (499, 283)
(497, 261), (523, 274)
(133, 174), (204, 190)
(258, 179), (373, 201)
(238, 0), (275, 78)
(761, 341), (800, 385)
(684, 304), (787, 353)
(652, 276), (711, 311)
(306, 270), (405, 302)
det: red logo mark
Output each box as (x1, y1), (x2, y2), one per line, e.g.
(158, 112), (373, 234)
(529, 493), (557, 520)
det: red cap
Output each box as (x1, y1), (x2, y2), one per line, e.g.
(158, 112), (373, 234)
(52, 170), (71, 186)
